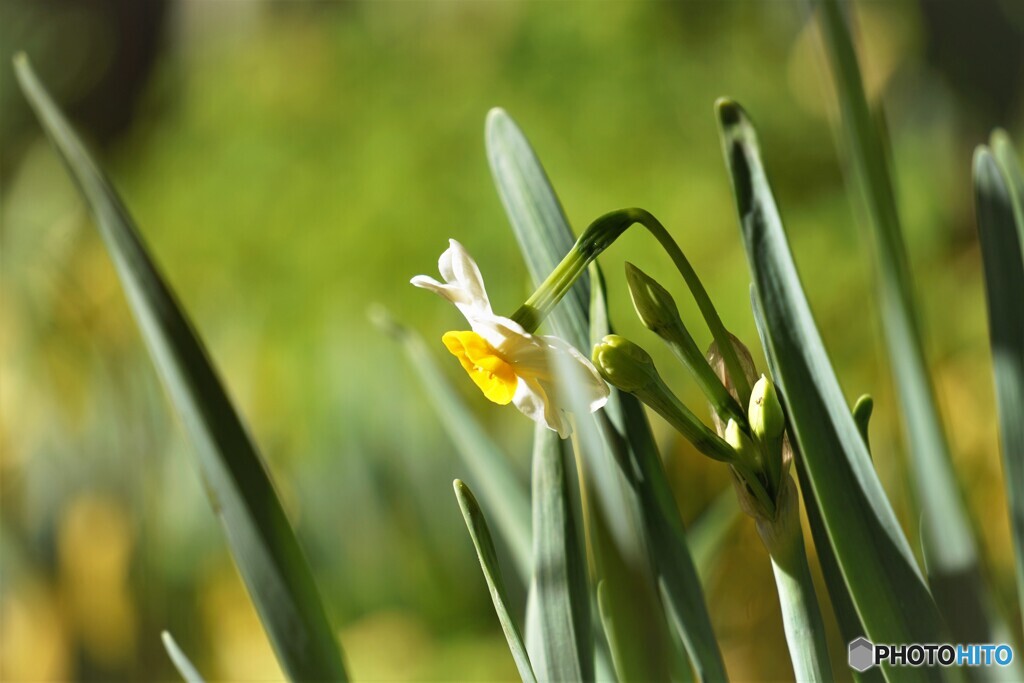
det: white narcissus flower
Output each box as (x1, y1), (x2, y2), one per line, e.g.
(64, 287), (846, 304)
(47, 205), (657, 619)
(412, 239), (609, 438)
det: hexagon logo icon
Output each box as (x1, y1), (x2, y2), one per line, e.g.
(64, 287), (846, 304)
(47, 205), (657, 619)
(848, 637), (875, 672)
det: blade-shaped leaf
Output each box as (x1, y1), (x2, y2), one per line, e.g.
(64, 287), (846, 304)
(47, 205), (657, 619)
(14, 55), (348, 681)
(592, 252), (728, 682)
(992, 131), (1024, 228)
(161, 631), (205, 683)
(974, 146), (1024, 632)
(453, 480), (537, 683)
(486, 108), (591, 352)
(752, 294), (882, 683)
(718, 99), (945, 678)
(487, 108), (680, 681)
(813, 0), (998, 649)
(600, 395), (728, 683)
(524, 426), (592, 682)
(372, 308), (532, 581)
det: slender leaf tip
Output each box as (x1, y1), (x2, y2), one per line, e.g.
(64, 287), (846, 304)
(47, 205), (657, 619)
(990, 129), (1011, 151)
(485, 107), (511, 135)
(453, 478), (474, 508)
(714, 97), (744, 127)
(161, 630), (204, 683)
(973, 145), (997, 181)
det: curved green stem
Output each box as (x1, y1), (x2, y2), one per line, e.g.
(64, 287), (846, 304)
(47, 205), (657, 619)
(511, 208), (751, 402)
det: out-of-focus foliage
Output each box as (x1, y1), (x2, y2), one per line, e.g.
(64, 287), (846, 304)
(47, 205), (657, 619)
(1, 1), (1022, 680)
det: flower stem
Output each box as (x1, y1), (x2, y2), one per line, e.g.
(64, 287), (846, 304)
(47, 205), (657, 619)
(756, 478), (833, 683)
(511, 208), (752, 402)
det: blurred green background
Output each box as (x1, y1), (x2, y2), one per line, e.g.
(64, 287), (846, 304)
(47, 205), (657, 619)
(2, 1), (1023, 680)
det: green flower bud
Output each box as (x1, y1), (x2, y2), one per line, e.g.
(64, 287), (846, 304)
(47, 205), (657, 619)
(748, 374), (785, 442)
(624, 262), (682, 335)
(725, 418), (758, 466)
(591, 334), (658, 393)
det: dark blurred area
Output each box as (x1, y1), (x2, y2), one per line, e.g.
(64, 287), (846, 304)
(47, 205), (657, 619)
(0, 0), (167, 180)
(1, 1), (1022, 680)
(919, 0), (1024, 131)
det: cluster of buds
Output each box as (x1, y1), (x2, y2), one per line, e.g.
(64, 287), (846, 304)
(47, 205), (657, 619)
(593, 262), (791, 521)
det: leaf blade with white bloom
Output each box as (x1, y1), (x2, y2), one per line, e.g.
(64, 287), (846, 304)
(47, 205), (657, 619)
(525, 426), (592, 682)
(813, 0), (1002, 651)
(454, 479), (537, 683)
(14, 54), (348, 681)
(487, 110), (681, 681)
(718, 100), (944, 676)
(161, 631), (205, 683)
(975, 145), (1024, 634)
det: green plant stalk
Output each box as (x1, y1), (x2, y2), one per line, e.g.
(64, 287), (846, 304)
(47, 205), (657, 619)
(756, 478), (833, 683)
(814, 0), (990, 645)
(14, 54), (348, 682)
(510, 207), (751, 402)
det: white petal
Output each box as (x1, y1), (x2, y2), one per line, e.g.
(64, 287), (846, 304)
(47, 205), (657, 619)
(410, 275), (473, 308)
(468, 314), (528, 351)
(411, 240), (493, 321)
(506, 334), (610, 414)
(513, 374), (571, 438)
(438, 239), (492, 316)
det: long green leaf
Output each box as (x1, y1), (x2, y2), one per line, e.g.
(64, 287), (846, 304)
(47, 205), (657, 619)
(524, 426), (592, 682)
(453, 479), (537, 683)
(813, 0), (997, 649)
(161, 631), (205, 683)
(486, 108), (591, 352)
(487, 108), (679, 681)
(597, 404), (727, 683)
(993, 132), (1024, 222)
(14, 55), (348, 681)
(592, 263), (728, 683)
(751, 293), (882, 683)
(718, 99), (944, 680)
(371, 308), (532, 581)
(974, 145), (1024, 632)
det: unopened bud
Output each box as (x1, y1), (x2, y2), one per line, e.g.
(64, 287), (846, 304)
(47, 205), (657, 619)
(592, 334), (658, 393)
(749, 375), (784, 442)
(625, 262), (682, 335)
(725, 418), (757, 465)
